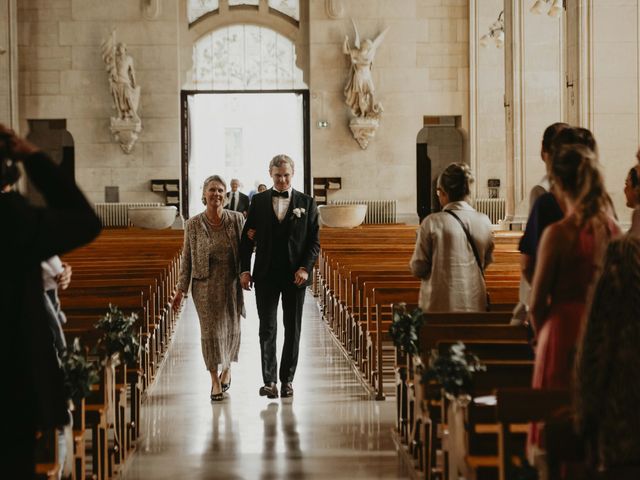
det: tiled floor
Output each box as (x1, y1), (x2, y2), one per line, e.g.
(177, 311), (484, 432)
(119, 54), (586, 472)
(122, 290), (407, 479)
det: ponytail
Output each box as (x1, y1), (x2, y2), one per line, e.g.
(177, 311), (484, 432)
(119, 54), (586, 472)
(551, 144), (608, 226)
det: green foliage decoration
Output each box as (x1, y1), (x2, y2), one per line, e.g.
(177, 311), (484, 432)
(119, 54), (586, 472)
(60, 337), (100, 402)
(95, 304), (141, 366)
(421, 342), (486, 398)
(388, 303), (424, 355)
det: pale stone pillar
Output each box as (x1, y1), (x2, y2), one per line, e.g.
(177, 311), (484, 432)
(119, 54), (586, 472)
(0, 0), (18, 128)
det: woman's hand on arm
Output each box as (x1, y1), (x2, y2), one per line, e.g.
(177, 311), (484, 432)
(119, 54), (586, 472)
(171, 290), (184, 312)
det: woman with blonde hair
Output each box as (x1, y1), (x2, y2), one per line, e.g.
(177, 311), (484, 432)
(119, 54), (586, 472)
(172, 175), (245, 401)
(410, 162), (494, 312)
(530, 144), (620, 394)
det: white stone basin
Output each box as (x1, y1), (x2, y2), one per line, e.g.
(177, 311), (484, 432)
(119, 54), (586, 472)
(318, 204), (367, 228)
(128, 206), (177, 229)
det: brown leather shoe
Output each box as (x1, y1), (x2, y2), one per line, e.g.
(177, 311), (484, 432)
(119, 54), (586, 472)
(280, 383), (293, 398)
(259, 382), (278, 399)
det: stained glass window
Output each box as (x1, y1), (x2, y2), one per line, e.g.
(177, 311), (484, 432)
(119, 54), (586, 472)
(192, 25), (305, 90)
(188, 0), (219, 24)
(268, 0), (299, 21)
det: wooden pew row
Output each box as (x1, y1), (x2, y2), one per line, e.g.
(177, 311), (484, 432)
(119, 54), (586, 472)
(52, 228), (183, 480)
(405, 320), (532, 480)
(314, 226), (523, 404)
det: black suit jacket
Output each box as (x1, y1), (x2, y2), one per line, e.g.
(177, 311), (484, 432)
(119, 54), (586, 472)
(240, 188), (320, 285)
(1, 152), (101, 432)
(225, 191), (250, 214)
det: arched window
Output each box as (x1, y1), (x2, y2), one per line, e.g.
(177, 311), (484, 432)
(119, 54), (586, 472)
(188, 0), (219, 24)
(268, 0), (299, 21)
(188, 0), (299, 25)
(192, 25), (305, 90)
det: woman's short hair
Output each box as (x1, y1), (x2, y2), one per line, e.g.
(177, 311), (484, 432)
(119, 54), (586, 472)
(437, 162), (474, 202)
(269, 154), (295, 172)
(201, 175), (227, 206)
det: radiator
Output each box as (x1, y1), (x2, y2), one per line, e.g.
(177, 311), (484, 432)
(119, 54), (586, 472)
(94, 202), (163, 228)
(328, 200), (397, 224)
(473, 197), (506, 224)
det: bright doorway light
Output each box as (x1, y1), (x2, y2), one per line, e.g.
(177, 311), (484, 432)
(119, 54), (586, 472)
(187, 92), (305, 217)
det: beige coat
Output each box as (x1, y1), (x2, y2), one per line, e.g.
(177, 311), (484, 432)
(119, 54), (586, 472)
(178, 210), (245, 316)
(410, 201), (494, 312)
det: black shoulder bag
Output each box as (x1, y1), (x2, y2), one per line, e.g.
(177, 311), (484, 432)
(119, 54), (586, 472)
(445, 210), (491, 311)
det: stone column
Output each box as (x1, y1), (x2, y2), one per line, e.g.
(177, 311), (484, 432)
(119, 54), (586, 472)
(0, 0), (18, 128)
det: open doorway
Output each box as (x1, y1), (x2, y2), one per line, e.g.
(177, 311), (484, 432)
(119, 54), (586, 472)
(181, 90), (310, 218)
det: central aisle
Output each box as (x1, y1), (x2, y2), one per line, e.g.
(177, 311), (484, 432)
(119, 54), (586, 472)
(123, 290), (407, 479)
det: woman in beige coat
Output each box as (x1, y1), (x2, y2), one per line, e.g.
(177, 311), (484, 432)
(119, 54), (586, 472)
(172, 175), (245, 401)
(410, 163), (494, 312)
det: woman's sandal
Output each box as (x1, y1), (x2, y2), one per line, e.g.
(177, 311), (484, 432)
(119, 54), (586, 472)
(210, 389), (224, 402)
(219, 372), (231, 392)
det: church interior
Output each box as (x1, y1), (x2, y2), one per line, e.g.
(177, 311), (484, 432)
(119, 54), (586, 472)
(3, 0), (640, 479)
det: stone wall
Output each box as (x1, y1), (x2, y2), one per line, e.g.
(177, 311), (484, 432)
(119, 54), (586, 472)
(17, 0), (180, 204)
(308, 0), (469, 223)
(591, 0), (639, 220)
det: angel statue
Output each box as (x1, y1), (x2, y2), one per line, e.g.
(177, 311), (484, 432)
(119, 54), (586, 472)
(101, 31), (140, 123)
(343, 20), (389, 119)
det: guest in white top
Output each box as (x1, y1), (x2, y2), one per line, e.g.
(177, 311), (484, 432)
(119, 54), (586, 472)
(410, 162), (494, 312)
(624, 162), (640, 236)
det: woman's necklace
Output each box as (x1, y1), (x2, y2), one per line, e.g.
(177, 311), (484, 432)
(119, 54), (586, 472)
(204, 211), (223, 227)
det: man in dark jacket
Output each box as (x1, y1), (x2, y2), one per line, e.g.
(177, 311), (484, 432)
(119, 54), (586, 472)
(240, 154), (319, 399)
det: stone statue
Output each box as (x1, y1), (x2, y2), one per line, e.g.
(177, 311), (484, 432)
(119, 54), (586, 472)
(342, 20), (389, 149)
(343, 20), (388, 119)
(101, 31), (142, 153)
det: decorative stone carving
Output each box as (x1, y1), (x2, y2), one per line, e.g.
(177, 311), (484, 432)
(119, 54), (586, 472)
(101, 31), (142, 154)
(325, 0), (344, 19)
(343, 20), (388, 149)
(142, 0), (162, 20)
(349, 117), (379, 150)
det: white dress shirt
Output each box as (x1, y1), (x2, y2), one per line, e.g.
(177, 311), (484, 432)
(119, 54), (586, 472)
(272, 187), (292, 222)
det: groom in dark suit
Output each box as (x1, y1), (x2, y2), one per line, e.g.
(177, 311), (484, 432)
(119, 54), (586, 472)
(240, 154), (320, 399)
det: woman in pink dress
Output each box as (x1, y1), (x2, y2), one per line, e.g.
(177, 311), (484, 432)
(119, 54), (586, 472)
(530, 144), (620, 391)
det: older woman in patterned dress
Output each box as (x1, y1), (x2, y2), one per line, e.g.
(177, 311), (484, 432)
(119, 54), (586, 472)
(172, 175), (245, 401)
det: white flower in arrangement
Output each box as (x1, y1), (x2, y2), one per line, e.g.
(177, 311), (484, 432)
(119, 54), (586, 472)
(292, 208), (306, 218)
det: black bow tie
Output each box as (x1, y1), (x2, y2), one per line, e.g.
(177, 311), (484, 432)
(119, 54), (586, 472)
(271, 190), (289, 199)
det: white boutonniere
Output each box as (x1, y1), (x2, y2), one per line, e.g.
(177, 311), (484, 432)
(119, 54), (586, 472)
(292, 207), (306, 218)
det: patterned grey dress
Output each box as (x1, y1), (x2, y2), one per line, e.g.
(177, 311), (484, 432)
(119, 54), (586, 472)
(177, 210), (245, 370)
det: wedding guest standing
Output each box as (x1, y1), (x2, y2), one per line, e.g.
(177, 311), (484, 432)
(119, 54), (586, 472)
(410, 162), (494, 312)
(225, 178), (250, 217)
(529, 144), (619, 397)
(172, 175), (245, 401)
(575, 235), (640, 472)
(1, 125), (101, 477)
(624, 162), (640, 236)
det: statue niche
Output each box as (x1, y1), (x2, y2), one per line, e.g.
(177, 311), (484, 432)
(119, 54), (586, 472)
(101, 31), (142, 154)
(343, 20), (389, 149)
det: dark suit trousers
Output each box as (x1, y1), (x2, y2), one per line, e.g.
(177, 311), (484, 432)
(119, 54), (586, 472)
(254, 272), (306, 384)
